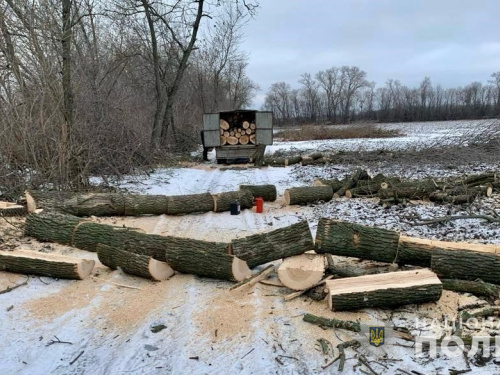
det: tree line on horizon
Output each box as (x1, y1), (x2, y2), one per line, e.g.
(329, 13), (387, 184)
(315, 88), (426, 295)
(263, 67), (500, 125)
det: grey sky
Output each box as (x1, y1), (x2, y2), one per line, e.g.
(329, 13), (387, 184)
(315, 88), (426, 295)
(241, 0), (500, 107)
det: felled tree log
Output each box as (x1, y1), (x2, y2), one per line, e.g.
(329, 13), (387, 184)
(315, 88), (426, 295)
(431, 245), (500, 284)
(0, 249), (94, 280)
(309, 152), (323, 160)
(26, 191), (169, 216)
(97, 244), (174, 281)
(325, 269), (442, 311)
(212, 189), (253, 212)
(301, 158), (327, 166)
(334, 168), (370, 197)
(166, 193), (213, 215)
(378, 180), (438, 200)
(315, 218), (400, 263)
(326, 261), (394, 278)
(277, 253), (325, 290)
(25, 212), (251, 281)
(313, 178), (345, 192)
(429, 186), (492, 204)
(219, 119), (230, 130)
(303, 313), (361, 332)
(284, 186), (333, 205)
(461, 173), (498, 187)
(345, 187), (377, 198)
(286, 156), (303, 166)
(0, 202), (26, 217)
(263, 157), (287, 166)
(239, 184), (277, 202)
(429, 193), (477, 204)
(440, 279), (500, 300)
(231, 220), (314, 268)
(492, 182), (500, 192)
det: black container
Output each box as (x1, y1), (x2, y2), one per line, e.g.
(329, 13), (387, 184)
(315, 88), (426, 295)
(230, 201), (240, 215)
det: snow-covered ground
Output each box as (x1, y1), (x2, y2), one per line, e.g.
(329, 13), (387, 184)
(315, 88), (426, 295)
(1, 119), (500, 375)
(269, 119), (498, 154)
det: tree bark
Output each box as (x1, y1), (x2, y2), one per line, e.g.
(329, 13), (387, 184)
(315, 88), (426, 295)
(378, 180), (438, 200)
(26, 191), (169, 216)
(313, 178), (345, 191)
(286, 156), (302, 166)
(315, 218), (400, 263)
(212, 189), (253, 212)
(440, 279), (500, 300)
(239, 184), (277, 202)
(431, 247), (500, 284)
(326, 269), (442, 311)
(166, 193), (213, 215)
(0, 249), (94, 280)
(0, 203), (26, 217)
(231, 220), (314, 268)
(284, 186), (334, 205)
(97, 244), (174, 281)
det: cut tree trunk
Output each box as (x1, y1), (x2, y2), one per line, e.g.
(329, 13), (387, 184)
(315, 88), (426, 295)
(26, 191), (169, 216)
(277, 253), (325, 290)
(460, 173), (498, 187)
(345, 187), (378, 198)
(0, 202), (26, 217)
(326, 261), (393, 278)
(25, 212), (250, 281)
(239, 135), (249, 145)
(245, 129), (252, 135)
(166, 193), (213, 215)
(231, 220), (314, 268)
(227, 136), (238, 145)
(313, 178), (345, 192)
(264, 157), (286, 166)
(250, 123), (256, 130)
(441, 279), (500, 300)
(220, 136), (227, 146)
(325, 269), (442, 311)
(242, 121), (250, 129)
(224, 131), (230, 137)
(378, 180), (438, 200)
(212, 189), (253, 212)
(229, 264), (274, 291)
(239, 184), (277, 202)
(301, 158), (327, 166)
(0, 249), (94, 280)
(315, 218), (400, 263)
(219, 119), (230, 130)
(400, 236), (500, 270)
(309, 152), (323, 160)
(334, 168), (370, 198)
(97, 244), (174, 281)
(431, 245), (500, 284)
(284, 186), (334, 206)
(285, 156), (303, 166)
(429, 193), (477, 204)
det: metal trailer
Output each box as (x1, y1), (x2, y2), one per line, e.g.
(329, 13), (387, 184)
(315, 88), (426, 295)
(202, 110), (273, 164)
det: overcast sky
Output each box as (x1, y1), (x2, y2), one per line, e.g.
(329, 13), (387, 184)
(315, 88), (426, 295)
(241, 0), (500, 107)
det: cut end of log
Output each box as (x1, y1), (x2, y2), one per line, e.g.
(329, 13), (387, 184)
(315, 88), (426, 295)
(25, 191), (37, 213)
(345, 190), (353, 199)
(313, 179), (326, 186)
(283, 189), (291, 205)
(380, 182), (389, 189)
(232, 257), (252, 281)
(148, 258), (175, 281)
(486, 185), (493, 197)
(278, 254), (325, 290)
(220, 119), (230, 130)
(76, 258), (97, 279)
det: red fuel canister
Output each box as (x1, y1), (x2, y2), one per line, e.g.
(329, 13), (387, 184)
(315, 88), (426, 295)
(255, 197), (264, 213)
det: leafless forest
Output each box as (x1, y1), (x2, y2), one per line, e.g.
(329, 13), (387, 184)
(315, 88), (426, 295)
(264, 69), (500, 125)
(0, 0), (258, 196)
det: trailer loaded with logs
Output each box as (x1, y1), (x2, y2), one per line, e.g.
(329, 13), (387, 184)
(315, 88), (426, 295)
(202, 110), (273, 164)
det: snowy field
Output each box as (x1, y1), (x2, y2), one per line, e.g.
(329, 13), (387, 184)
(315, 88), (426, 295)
(269, 119), (497, 154)
(1, 119), (500, 375)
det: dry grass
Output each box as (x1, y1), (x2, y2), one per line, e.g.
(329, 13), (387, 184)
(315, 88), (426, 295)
(275, 124), (404, 141)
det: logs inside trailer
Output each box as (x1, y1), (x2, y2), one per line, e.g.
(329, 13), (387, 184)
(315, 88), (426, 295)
(202, 110), (273, 165)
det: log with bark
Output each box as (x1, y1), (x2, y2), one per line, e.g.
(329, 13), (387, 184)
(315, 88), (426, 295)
(229, 264), (274, 291)
(239, 135), (249, 144)
(277, 253), (325, 290)
(231, 220), (314, 268)
(309, 152), (323, 160)
(431, 244), (500, 284)
(250, 123), (256, 130)
(284, 186), (334, 206)
(26, 191), (169, 216)
(459, 172), (498, 187)
(285, 156), (303, 166)
(0, 249), (94, 280)
(166, 193), (213, 215)
(249, 134), (256, 144)
(378, 180), (438, 200)
(333, 168), (370, 198)
(239, 184), (277, 202)
(313, 178), (345, 192)
(220, 136), (227, 146)
(300, 158), (328, 166)
(242, 121), (250, 129)
(325, 269), (442, 311)
(212, 189), (254, 212)
(263, 157), (287, 166)
(97, 244), (174, 281)
(0, 202), (26, 217)
(315, 218), (400, 263)
(25, 212), (251, 281)
(440, 279), (500, 300)
(226, 136), (239, 145)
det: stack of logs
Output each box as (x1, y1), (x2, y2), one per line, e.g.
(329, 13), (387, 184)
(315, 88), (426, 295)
(219, 119), (256, 146)
(284, 170), (496, 206)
